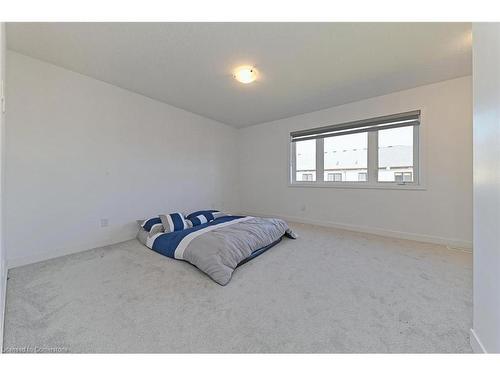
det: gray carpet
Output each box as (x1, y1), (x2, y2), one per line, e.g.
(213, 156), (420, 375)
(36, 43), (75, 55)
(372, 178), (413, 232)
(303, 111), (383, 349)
(3, 222), (472, 353)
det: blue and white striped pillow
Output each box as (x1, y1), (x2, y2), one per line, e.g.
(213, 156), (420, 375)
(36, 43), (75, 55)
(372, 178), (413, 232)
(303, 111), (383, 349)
(186, 210), (219, 223)
(188, 214), (209, 227)
(159, 212), (189, 233)
(141, 217), (163, 233)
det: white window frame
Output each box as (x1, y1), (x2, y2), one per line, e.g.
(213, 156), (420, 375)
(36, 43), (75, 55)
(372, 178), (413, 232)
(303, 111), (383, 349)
(289, 110), (425, 190)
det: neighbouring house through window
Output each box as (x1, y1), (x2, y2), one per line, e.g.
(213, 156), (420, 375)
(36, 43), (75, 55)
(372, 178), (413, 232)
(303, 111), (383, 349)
(290, 110), (420, 186)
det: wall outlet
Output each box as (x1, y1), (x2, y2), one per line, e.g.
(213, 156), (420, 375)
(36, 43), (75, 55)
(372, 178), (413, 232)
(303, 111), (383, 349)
(100, 218), (109, 228)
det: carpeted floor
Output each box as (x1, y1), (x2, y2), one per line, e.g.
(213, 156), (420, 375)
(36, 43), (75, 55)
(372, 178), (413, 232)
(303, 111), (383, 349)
(3, 222), (472, 353)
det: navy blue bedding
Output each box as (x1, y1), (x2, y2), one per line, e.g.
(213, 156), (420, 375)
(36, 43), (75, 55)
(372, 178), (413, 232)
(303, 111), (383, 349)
(146, 215), (285, 267)
(143, 215), (295, 284)
(148, 215), (244, 258)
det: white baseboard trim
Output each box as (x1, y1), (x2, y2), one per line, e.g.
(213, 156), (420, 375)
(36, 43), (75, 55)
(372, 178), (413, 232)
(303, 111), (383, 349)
(7, 234), (137, 269)
(7, 211), (472, 268)
(240, 211), (473, 250)
(470, 328), (487, 353)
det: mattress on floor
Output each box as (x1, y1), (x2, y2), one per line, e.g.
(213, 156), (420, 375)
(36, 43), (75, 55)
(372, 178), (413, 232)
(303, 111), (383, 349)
(138, 215), (295, 285)
(236, 236), (283, 267)
(137, 227), (149, 246)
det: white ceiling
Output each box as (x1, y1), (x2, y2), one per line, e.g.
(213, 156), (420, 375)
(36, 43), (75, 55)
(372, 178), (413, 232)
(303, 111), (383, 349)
(7, 22), (472, 128)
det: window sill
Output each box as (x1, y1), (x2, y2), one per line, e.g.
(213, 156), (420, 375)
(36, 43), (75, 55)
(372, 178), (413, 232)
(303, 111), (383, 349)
(288, 182), (426, 190)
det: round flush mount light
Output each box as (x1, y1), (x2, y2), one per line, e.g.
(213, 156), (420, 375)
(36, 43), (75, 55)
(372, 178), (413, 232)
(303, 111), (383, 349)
(233, 66), (258, 84)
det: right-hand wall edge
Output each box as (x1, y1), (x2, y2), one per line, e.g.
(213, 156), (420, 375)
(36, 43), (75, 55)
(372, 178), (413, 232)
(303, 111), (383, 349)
(471, 22), (500, 354)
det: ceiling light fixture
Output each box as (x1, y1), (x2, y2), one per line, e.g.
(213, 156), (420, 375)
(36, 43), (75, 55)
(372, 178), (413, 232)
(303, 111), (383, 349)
(233, 66), (258, 84)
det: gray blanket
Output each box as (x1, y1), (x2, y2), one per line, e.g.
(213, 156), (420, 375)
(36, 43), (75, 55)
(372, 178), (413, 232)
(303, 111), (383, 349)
(177, 217), (294, 285)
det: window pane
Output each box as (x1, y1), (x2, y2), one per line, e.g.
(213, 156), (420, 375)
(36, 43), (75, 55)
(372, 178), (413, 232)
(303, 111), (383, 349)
(296, 139), (316, 182)
(324, 133), (367, 182)
(378, 126), (414, 182)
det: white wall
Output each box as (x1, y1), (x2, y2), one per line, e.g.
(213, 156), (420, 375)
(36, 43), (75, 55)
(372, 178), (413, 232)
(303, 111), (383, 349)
(5, 51), (239, 268)
(471, 23), (500, 354)
(238, 76), (472, 248)
(4, 53), (473, 265)
(0, 23), (6, 351)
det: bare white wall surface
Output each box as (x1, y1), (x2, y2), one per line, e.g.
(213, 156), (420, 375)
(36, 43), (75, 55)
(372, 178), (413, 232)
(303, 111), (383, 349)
(0, 22), (7, 350)
(5, 51), (239, 268)
(471, 23), (500, 354)
(238, 76), (473, 248)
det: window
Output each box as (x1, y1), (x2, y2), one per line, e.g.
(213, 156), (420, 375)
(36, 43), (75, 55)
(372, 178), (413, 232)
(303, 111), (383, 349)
(394, 172), (413, 182)
(323, 133), (367, 182)
(295, 139), (316, 182)
(302, 173), (314, 181)
(327, 172), (342, 182)
(290, 111), (420, 186)
(378, 126), (414, 183)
